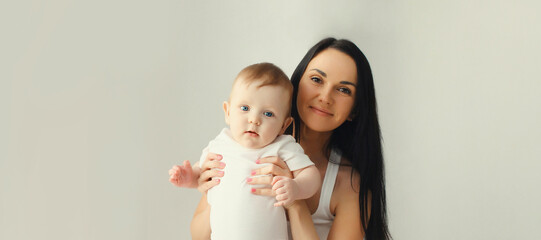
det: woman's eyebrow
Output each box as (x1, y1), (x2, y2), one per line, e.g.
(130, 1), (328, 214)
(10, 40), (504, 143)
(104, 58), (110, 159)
(340, 81), (357, 87)
(310, 68), (356, 87)
(310, 68), (327, 77)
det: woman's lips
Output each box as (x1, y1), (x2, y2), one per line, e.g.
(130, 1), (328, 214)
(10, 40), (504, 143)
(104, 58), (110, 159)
(309, 106), (333, 116)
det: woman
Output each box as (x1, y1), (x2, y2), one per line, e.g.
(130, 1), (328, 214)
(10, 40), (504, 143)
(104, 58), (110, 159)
(193, 38), (391, 239)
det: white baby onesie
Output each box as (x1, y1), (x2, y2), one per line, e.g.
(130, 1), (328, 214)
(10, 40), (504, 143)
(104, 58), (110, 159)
(199, 128), (314, 240)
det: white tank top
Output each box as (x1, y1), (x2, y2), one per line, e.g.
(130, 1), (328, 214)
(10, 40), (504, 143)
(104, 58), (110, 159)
(288, 149), (341, 239)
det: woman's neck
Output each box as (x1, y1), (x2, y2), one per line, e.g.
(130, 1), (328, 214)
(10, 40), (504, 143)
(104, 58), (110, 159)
(299, 124), (332, 166)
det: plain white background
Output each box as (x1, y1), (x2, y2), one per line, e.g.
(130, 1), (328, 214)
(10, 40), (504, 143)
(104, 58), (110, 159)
(2, 0), (540, 239)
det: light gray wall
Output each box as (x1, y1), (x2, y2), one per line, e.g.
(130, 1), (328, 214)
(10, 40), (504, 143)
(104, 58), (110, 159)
(1, 1), (540, 239)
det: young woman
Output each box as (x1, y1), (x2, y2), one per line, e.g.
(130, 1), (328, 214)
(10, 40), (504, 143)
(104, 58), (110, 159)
(193, 38), (391, 239)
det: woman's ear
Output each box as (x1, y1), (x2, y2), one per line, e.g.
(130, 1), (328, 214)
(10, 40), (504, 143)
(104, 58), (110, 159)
(223, 101), (230, 125)
(280, 117), (294, 135)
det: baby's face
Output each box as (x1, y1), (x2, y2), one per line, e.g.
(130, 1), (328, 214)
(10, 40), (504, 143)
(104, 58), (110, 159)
(224, 80), (291, 149)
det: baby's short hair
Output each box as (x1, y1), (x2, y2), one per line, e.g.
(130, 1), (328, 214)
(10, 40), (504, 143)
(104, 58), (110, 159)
(232, 62), (293, 114)
(234, 62), (293, 95)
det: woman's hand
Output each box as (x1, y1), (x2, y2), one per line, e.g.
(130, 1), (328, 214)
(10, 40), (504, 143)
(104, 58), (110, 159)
(197, 153), (225, 194)
(247, 156), (293, 199)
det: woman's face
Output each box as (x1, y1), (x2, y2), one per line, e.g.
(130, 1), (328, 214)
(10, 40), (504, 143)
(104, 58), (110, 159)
(297, 48), (358, 133)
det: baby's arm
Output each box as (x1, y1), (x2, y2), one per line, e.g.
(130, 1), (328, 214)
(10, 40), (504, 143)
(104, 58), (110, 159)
(168, 160), (201, 188)
(272, 165), (321, 207)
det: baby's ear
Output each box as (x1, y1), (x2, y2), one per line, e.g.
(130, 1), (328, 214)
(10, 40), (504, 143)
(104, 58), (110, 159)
(223, 101), (230, 125)
(280, 117), (294, 135)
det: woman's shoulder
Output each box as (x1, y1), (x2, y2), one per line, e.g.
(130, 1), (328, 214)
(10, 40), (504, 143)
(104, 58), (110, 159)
(335, 158), (361, 192)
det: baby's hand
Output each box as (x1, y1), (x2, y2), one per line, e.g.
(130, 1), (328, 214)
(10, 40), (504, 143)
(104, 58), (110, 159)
(271, 176), (299, 207)
(169, 160), (195, 188)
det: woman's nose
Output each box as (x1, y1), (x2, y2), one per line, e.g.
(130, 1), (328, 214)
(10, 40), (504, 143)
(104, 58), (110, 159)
(318, 87), (333, 105)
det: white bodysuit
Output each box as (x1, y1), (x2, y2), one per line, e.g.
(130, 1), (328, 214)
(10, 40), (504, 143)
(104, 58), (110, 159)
(200, 128), (314, 240)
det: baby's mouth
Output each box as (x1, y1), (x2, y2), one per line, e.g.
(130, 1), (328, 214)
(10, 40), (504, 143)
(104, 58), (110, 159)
(245, 130), (259, 137)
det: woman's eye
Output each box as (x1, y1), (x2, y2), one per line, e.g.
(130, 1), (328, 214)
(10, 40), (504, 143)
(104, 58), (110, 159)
(263, 111), (274, 117)
(338, 87), (352, 95)
(240, 106), (249, 111)
(311, 77), (322, 84)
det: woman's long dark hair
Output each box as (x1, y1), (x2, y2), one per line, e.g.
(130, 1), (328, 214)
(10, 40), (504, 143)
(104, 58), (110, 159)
(287, 38), (391, 239)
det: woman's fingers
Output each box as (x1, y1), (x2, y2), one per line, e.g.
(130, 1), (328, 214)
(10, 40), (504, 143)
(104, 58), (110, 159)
(251, 188), (274, 196)
(199, 169), (224, 184)
(246, 175), (273, 185)
(257, 156), (288, 169)
(193, 152), (225, 192)
(201, 158), (225, 171)
(204, 153), (223, 165)
(252, 164), (289, 177)
(249, 156), (292, 198)
(253, 156), (293, 178)
(198, 179), (220, 193)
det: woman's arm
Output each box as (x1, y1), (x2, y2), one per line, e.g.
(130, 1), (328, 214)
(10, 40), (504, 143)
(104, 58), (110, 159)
(184, 153), (223, 240)
(327, 171), (368, 240)
(191, 195), (211, 240)
(286, 200), (320, 240)
(249, 156), (320, 239)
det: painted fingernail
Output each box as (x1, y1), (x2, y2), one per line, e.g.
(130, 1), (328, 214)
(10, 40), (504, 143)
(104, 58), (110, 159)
(251, 171), (256, 176)
(220, 162), (226, 168)
(246, 178), (252, 182)
(251, 188), (256, 193)
(214, 179), (220, 183)
(218, 171), (224, 176)
(255, 159), (260, 164)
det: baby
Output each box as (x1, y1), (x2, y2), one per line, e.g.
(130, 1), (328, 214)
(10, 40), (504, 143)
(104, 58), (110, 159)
(169, 63), (320, 240)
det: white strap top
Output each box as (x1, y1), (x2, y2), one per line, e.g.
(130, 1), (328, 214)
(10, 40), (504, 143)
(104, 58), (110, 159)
(287, 148), (341, 240)
(311, 148), (341, 239)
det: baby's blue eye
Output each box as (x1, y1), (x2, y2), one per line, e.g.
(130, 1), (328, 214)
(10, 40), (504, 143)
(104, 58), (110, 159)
(264, 112), (274, 117)
(240, 106), (249, 111)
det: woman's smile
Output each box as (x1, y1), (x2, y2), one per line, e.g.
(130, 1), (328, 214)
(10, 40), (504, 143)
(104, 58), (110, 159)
(309, 106), (333, 117)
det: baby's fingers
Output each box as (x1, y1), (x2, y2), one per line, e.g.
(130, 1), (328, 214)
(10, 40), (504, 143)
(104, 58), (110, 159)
(182, 160), (192, 169)
(274, 197), (293, 208)
(169, 176), (179, 184)
(272, 179), (286, 192)
(168, 166), (181, 176)
(274, 187), (287, 195)
(275, 193), (288, 201)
